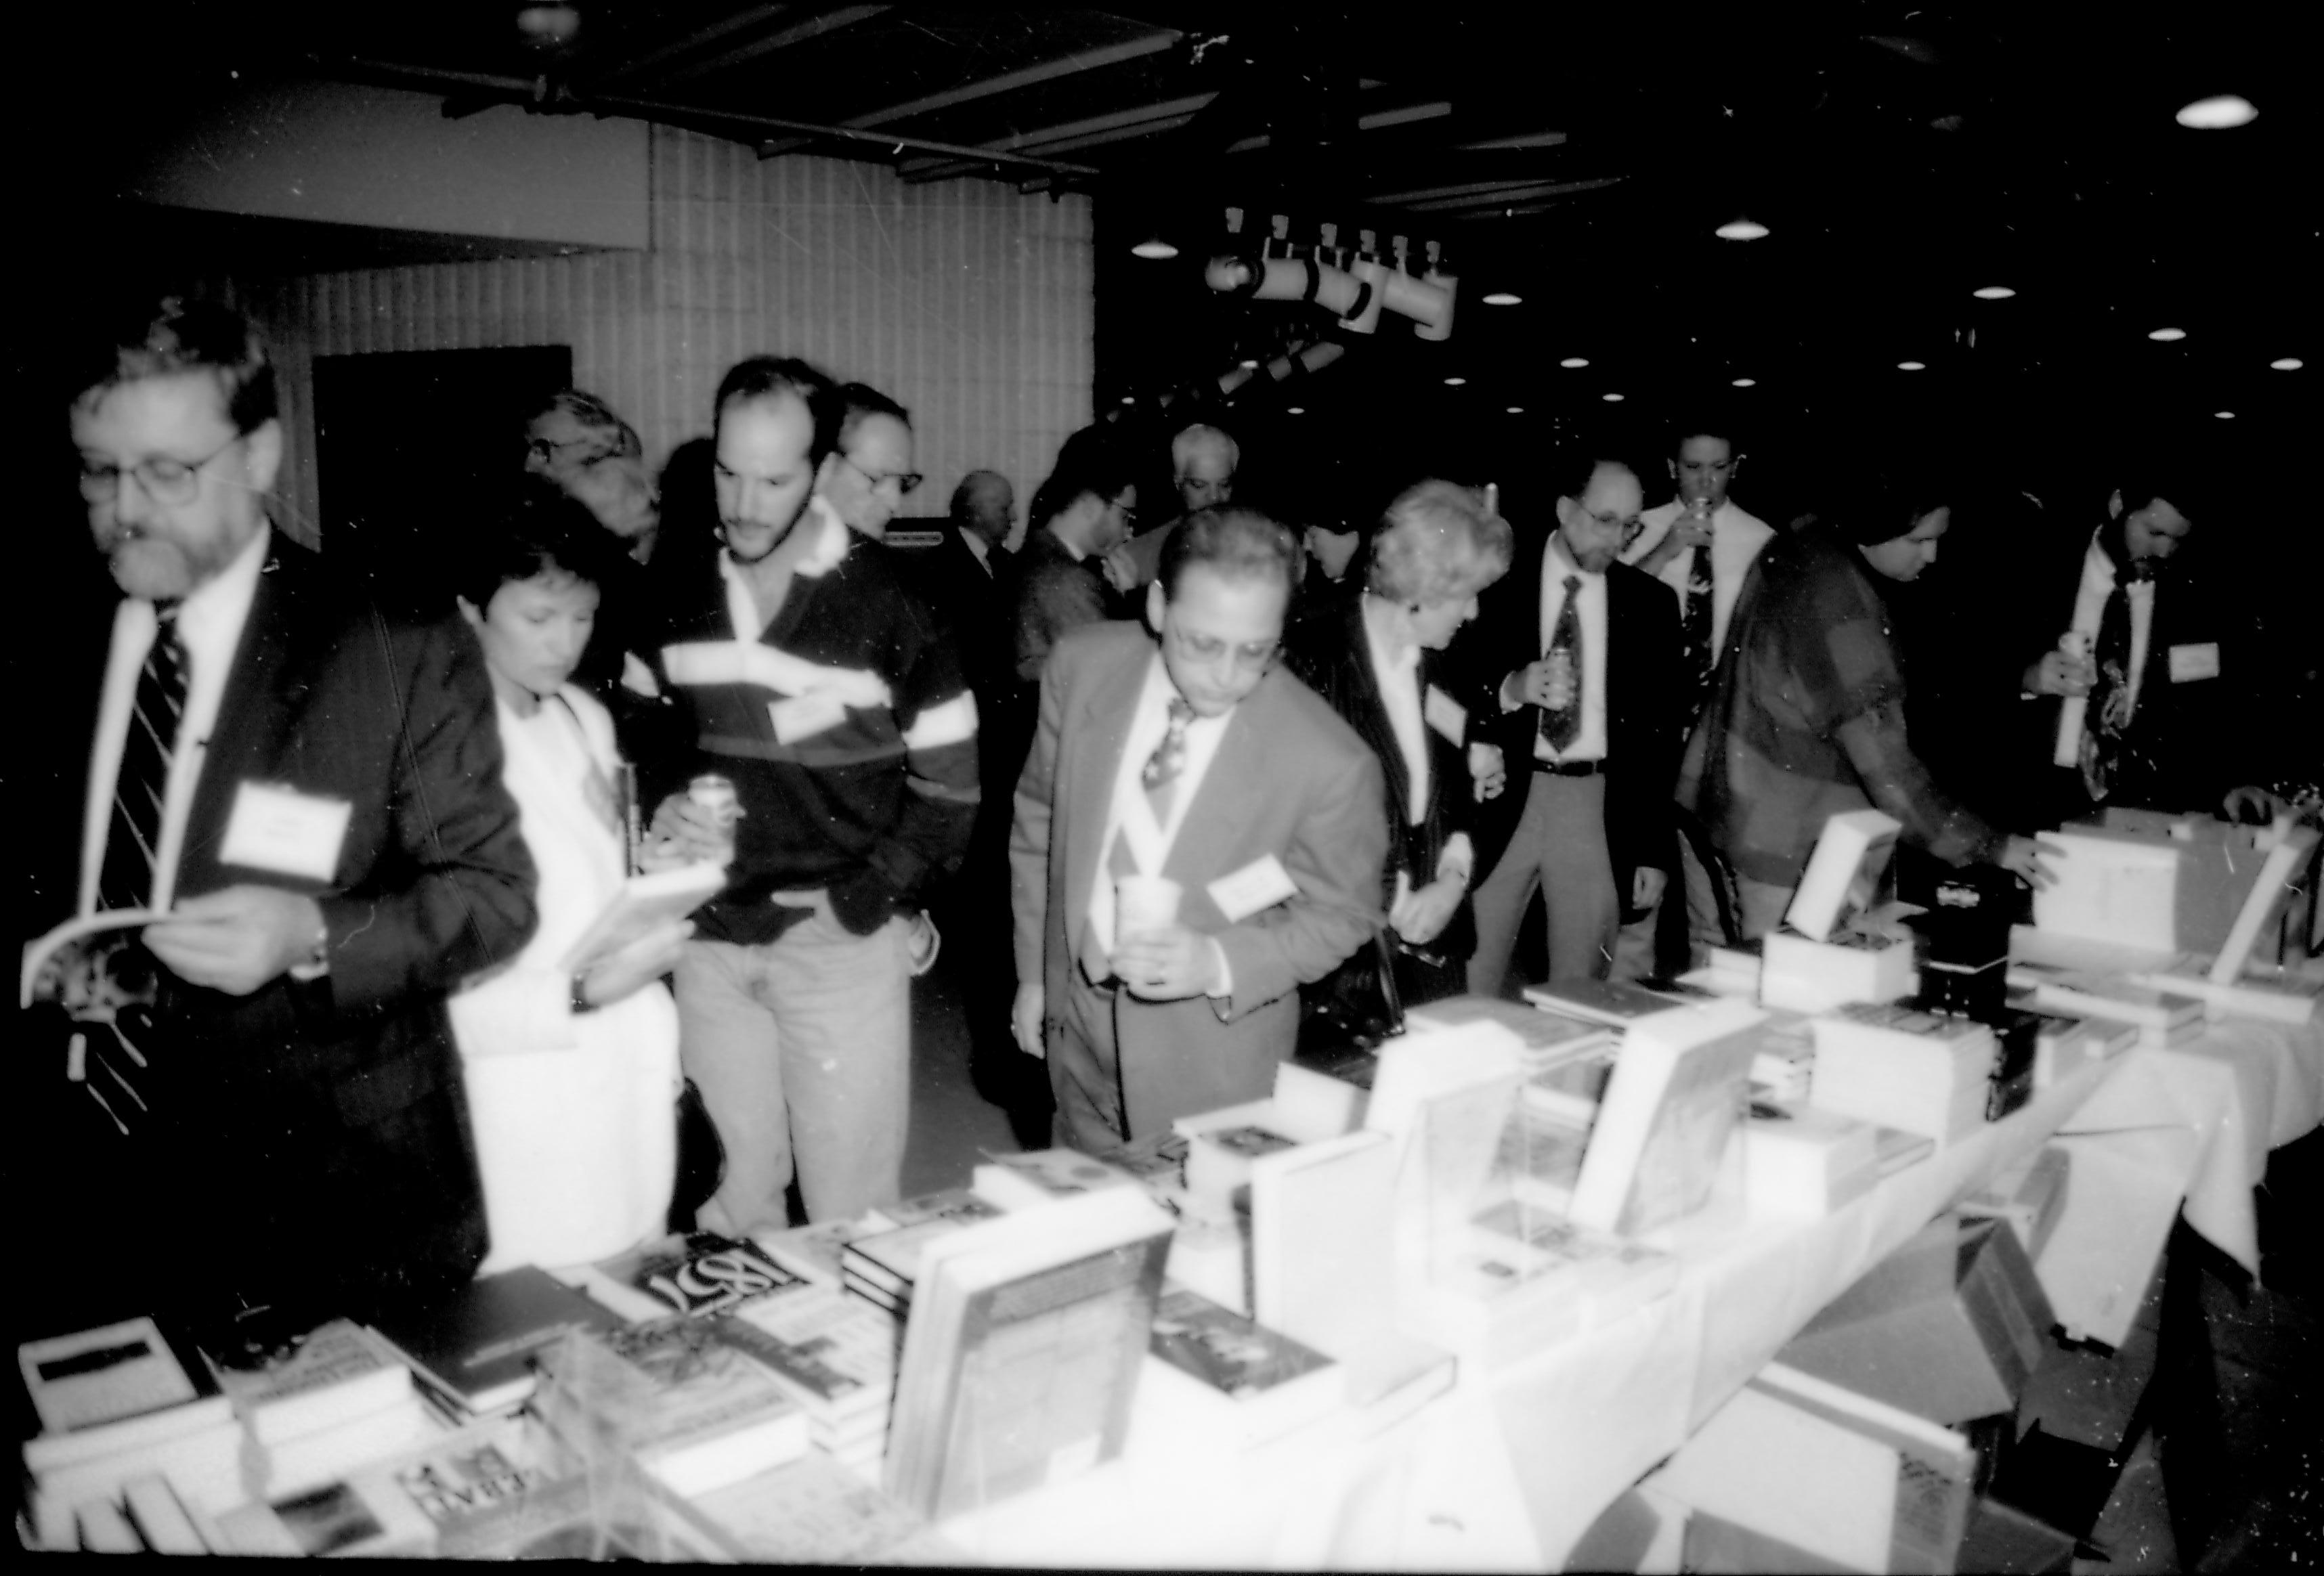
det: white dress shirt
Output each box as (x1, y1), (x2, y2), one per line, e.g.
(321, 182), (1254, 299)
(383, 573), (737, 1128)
(2068, 535), (2157, 718)
(1085, 654), (1232, 958)
(1530, 535), (1608, 765)
(79, 525), (270, 915)
(1622, 498), (1776, 657)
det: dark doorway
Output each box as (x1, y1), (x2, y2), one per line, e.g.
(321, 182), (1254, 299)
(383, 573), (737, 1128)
(314, 346), (573, 617)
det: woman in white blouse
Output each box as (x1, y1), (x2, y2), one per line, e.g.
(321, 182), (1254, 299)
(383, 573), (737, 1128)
(450, 487), (693, 1272)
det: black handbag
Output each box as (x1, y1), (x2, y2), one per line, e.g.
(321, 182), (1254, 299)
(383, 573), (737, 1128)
(1296, 927), (1408, 1057)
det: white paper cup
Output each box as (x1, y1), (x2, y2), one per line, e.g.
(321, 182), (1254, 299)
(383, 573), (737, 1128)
(1115, 875), (1182, 942)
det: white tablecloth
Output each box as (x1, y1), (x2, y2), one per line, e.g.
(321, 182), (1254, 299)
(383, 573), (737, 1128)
(937, 1016), (2323, 1571)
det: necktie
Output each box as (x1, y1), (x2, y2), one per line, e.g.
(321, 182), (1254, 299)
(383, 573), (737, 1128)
(85, 608), (184, 1136)
(99, 609), (186, 913)
(1088, 699), (1197, 980)
(1680, 547), (1717, 711)
(1541, 577), (1583, 753)
(2079, 571), (2143, 802)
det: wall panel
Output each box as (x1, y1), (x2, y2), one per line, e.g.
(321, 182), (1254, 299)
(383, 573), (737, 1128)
(236, 125), (1092, 548)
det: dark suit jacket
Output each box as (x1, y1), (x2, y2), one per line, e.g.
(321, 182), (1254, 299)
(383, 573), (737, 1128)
(1011, 623), (1387, 1142)
(1007, 528), (1123, 687)
(1281, 598), (1480, 962)
(20, 538), (535, 1327)
(2007, 532), (2253, 827)
(1469, 529), (1685, 910)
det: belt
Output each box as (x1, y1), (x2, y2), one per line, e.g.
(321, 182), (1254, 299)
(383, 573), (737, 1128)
(1534, 756), (1606, 777)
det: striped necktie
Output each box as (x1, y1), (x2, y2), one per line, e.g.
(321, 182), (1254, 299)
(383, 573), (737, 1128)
(100, 609), (187, 912)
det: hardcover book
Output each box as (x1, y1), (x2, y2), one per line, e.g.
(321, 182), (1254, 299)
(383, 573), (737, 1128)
(1521, 977), (1694, 1026)
(580, 1231), (810, 1321)
(366, 1265), (625, 1418)
(1568, 1000), (1769, 1236)
(1141, 1284), (1345, 1449)
(206, 1319), (416, 1447)
(1785, 808), (1903, 942)
(532, 1319), (808, 1499)
(557, 860), (727, 975)
(883, 1187), (1176, 1522)
(970, 1148), (1146, 1211)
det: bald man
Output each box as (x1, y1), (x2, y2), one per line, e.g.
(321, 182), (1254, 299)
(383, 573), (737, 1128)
(1104, 423), (1240, 595)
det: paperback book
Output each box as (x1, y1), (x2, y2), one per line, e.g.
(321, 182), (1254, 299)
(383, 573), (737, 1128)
(1568, 999), (1769, 1236)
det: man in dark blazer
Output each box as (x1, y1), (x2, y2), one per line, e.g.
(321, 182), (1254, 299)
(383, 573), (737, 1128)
(1465, 453), (1684, 992)
(1011, 508), (1387, 1156)
(2007, 464), (2264, 827)
(23, 299), (535, 1335)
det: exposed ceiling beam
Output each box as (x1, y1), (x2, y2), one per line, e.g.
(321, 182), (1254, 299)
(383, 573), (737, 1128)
(647, 4), (893, 90)
(1456, 129), (1570, 152)
(1402, 176), (1625, 212)
(890, 92), (1213, 184)
(323, 59), (1102, 177)
(1369, 175), (1572, 205)
(582, 4), (793, 91)
(754, 29), (1184, 158)
(1357, 101), (1452, 131)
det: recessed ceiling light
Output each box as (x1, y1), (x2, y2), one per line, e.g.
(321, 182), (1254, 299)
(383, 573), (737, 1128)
(2214, 410), (2236, 420)
(1601, 393), (1624, 403)
(1131, 237), (1179, 260)
(2176, 95), (2258, 129)
(1287, 406), (1306, 415)
(2149, 327), (2188, 342)
(1715, 217), (1769, 241)
(1482, 292), (1523, 307)
(1973, 286), (2016, 301)
(1559, 357), (1589, 369)
(1897, 361), (1927, 371)
(1444, 376), (1468, 387)
(2273, 357), (2305, 370)
(1120, 395), (1136, 404)
(1731, 377), (1757, 388)
(1238, 359), (1259, 370)
(1505, 406), (1525, 414)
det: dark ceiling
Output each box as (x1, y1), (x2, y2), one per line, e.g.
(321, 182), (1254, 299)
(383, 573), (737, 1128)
(45, 2), (2322, 514)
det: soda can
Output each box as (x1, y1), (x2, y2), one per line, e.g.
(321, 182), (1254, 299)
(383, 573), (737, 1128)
(688, 774), (741, 831)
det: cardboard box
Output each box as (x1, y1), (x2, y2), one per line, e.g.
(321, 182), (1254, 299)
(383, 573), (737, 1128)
(1777, 1216), (2056, 1425)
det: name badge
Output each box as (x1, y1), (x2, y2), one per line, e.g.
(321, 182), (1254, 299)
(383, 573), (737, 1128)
(769, 691), (849, 744)
(1423, 684), (1467, 745)
(2166, 642), (2220, 683)
(1207, 854), (1300, 924)
(219, 782), (353, 883)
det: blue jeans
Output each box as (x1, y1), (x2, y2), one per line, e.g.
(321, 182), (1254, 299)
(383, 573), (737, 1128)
(674, 908), (913, 1231)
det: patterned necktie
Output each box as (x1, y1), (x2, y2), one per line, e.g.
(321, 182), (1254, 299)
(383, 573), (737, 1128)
(1141, 699), (1196, 823)
(83, 607), (184, 1136)
(2079, 573), (2140, 802)
(1680, 548), (1717, 710)
(99, 609), (186, 913)
(1541, 577), (1583, 752)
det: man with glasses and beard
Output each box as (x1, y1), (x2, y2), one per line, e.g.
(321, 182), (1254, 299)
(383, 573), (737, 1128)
(641, 356), (978, 1231)
(1010, 507), (1385, 1158)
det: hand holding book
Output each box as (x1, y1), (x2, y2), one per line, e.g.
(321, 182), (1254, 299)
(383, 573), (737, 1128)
(578, 919), (694, 1009)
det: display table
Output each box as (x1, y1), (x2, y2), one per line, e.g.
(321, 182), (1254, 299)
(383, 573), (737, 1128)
(933, 1015), (2322, 1572)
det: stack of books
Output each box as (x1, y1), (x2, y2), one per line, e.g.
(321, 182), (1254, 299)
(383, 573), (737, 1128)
(718, 1284), (900, 1474)
(1740, 1099), (1880, 1219)
(754, 1217), (878, 1288)
(1408, 1200), (1679, 1370)
(210, 1318), (439, 1500)
(1809, 1003), (1999, 1145)
(970, 1147), (1148, 1212)
(2003, 965), (2208, 1049)
(18, 1315), (249, 1550)
(366, 1265), (625, 1420)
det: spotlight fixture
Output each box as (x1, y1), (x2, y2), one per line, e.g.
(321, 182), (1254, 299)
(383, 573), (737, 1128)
(1482, 292), (1523, 307)
(1731, 377), (1757, 388)
(1444, 376), (1467, 387)
(1601, 393), (1625, 403)
(2214, 410), (2236, 420)
(1505, 406), (1525, 414)
(2272, 357), (2305, 371)
(1973, 286), (2016, 301)
(2176, 95), (2258, 129)
(1131, 236), (1180, 260)
(1238, 359), (1260, 370)
(2148, 327), (2187, 342)
(1559, 357), (1590, 369)
(1120, 395), (1136, 404)
(1715, 217), (1770, 241)
(1287, 406), (1306, 415)
(1897, 361), (1927, 371)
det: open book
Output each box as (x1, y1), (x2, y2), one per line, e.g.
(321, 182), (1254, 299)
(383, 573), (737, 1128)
(559, 862), (728, 975)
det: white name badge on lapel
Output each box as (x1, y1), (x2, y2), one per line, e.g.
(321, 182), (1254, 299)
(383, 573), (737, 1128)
(1423, 684), (1467, 745)
(1207, 854), (1300, 924)
(769, 691), (849, 744)
(219, 782), (353, 883)
(2166, 642), (2220, 683)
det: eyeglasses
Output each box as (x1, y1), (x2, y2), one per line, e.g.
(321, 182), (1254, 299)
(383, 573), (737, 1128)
(79, 435), (242, 506)
(840, 455), (924, 496)
(528, 434), (621, 470)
